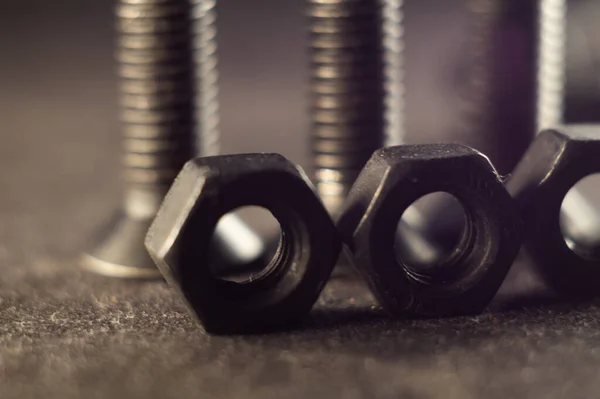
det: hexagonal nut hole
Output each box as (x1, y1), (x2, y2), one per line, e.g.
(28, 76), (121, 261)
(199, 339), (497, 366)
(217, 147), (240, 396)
(507, 127), (600, 297)
(338, 144), (523, 317)
(145, 153), (342, 334)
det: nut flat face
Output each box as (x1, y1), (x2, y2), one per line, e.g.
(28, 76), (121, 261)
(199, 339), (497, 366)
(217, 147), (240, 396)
(507, 127), (600, 297)
(338, 144), (523, 317)
(145, 153), (342, 334)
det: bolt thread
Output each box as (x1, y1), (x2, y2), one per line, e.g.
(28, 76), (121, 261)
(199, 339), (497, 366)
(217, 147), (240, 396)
(537, 0), (566, 131)
(117, 0), (195, 190)
(308, 0), (387, 215)
(455, 0), (538, 175)
(191, 0), (220, 156)
(382, 0), (405, 146)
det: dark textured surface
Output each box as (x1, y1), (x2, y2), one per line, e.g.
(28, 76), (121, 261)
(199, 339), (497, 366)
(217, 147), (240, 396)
(3, 239), (600, 399)
(3, 0), (600, 397)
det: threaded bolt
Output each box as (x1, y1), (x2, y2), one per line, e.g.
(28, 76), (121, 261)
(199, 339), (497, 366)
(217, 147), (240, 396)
(118, 0), (195, 190)
(308, 0), (387, 217)
(307, 0), (443, 266)
(456, 0), (567, 169)
(382, 0), (405, 146)
(192, 0), (220, 156)
(424, 0), (541, 249)
(81, 0), (195, 278)
(537, 0), (566, 131)
(454, 0), (539, 175)
(83, 0), (265, 278)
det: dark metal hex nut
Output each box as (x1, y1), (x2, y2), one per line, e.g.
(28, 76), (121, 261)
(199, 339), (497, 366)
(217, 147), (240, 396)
(507, 127), (600, 297)
(145, 153), (342, 334)
(338, 144), (523, 318)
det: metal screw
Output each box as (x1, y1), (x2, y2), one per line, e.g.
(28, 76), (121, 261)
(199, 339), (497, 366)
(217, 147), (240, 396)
(82, 0), (265, 278)
(307, 0), (443, 265)
(449, 0), (565, 172)
(382, 0), (405, 146)
(537, 0), (566, 132)
(308, 0), (387, 218)
(414, 0), (540, 249)
(192, 0), (219, 157)
(453, 0), (539, 176)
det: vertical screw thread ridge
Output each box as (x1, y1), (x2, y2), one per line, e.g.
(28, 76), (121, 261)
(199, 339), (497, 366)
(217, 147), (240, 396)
(382, 0), (405, 146)
(117, 0), (195, 189)
(308, 0), (387, 215)
(457, 0), (538, 175)
(192, 0), (220, 157)
(537, 0), (566, 131)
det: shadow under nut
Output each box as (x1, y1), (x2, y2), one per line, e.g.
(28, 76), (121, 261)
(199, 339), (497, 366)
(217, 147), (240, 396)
(507, 127), (600, 297)
(338, 144), (523, 318)
(145, 153), (342, 334)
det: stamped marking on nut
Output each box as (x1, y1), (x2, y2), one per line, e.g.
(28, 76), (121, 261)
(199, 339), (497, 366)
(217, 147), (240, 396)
(145, 153), (342, 334)
(338, 143), (523, 318)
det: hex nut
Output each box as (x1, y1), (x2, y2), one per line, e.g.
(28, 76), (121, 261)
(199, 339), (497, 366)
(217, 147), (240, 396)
(145, 153), (342, 334)
(506, 127), (600, 297)
(338, 144), (523, 318)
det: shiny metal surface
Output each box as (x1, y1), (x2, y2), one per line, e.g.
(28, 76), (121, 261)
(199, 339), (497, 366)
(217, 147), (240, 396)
(308, 0), (386, 217)
(83, 0), (265, 278)
(306, 0), (441, 267)
(82, 0), (195, 278)
(192, 0), (219, 156)
(537, 0), (566, 132)
(383, 0), (405, 145)
(455, 0), (538, 175)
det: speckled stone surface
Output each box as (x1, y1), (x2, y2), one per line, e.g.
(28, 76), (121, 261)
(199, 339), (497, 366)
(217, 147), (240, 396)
(3, 239), (600, 399)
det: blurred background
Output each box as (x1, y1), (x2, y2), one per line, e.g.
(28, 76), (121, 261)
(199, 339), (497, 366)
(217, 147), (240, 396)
(2, 0), (600, 262)
(2, 0), (600, 175)
(0, 0), (598, 282)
